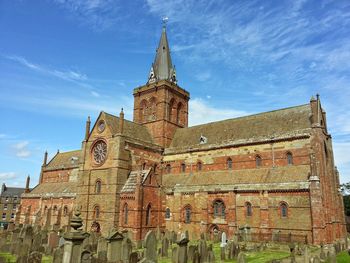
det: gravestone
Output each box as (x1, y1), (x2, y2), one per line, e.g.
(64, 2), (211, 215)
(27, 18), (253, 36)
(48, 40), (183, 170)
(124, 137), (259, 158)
(122, 237), (133, 263)
(207, 244), (215, 263)
(188, 245), (196, 262)
(171, 247), (178, 263)
(237, 252), (246, 263)
(161, 237), (169, 257)
(220, 232), (226, 260)
(142, 230), (158, 263)
(303, 246), (310, 263)
(48, 231), (60, 251)
(198, 234), (207, 263)
(193, 249), (200, 263)
(27, 251), (42, 263)
(106, 231), (124, 263)
(53, 246), (64, 263)
(130, 252), (138, 263)
(81, 249), (92, 263)
(329, 247), (337, 263)
(177, 237), (189, 263)
(185, 230), (189, 240)
(311, 255), (320, 263)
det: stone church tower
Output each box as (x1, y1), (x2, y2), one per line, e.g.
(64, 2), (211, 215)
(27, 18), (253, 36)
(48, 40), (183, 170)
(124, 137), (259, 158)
(133, 26), (190, 147)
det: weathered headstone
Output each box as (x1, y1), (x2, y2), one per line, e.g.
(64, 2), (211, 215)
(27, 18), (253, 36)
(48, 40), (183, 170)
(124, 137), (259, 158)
(122, 237), (133, 263)
(129, 252), (138, 263)
(198, 234), (207, 263)
(142, 230), (158, 263)
(161, 237), (169, 257)
(177, 237), (189, 263)
(27, 251), (42, 263)
(53, 246), (64, 263)
(329, 246), (337, 263)
(81, 249), (92, 263)
(237, 252), (246, 263)
(311, 255), (320, 263)
(171, 247), (178, 263)
(188, 245), (196, 262)
(207, 244), (215, 263)
(303, 246), (310, 263)
(106, 231), (124, 263)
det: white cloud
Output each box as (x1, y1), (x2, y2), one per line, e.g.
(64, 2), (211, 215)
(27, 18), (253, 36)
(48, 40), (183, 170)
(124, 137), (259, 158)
(91, 91), (100, 97)
(189, 98), (250, 126)
(0, 172), (17, 180)
(4, 55), (87, 81)
(12, 141), (31, 158)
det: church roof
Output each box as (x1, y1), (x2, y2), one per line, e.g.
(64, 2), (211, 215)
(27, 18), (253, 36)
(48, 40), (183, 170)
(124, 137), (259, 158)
(44, 150), (81, 170)
(103, 112), (155, 144)
(121, 169), (151, 193)
(166, 104), (312, 153)
(22, 181), (77, 198)
(163, 165), (310, 192)
(0, 185), (26, 197)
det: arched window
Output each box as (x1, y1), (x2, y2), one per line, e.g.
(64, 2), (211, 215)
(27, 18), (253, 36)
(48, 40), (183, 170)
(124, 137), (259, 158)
(176, 102), (183, 124)
(53, 205), (58, 215)
(280, 203), (288, 218)
(168, 98), (175, 122)
(142, 162), (146, 170)
(213, 200), (225, 218)
(166, 164), (171, 174)
(246, 202), (252, 217)
(181, 163), (186, 173)
(255, 155), (262, 168)
(63, 206), (68, 217)
(94, 205), (100, 219)
(184, 206), (191, 224)
(123, 203), (128, 225)
(95, 180), (101, 194)
(227, 158), (233, 169)
(324, 141), (328, 160)
(197, 161), (202, 171)
(146, 204), (151, 226)
(286, 152), (293, 165)
(165, 208), (171, 219)
(149, 97), (157, 121)
(140, 100), (148, 122)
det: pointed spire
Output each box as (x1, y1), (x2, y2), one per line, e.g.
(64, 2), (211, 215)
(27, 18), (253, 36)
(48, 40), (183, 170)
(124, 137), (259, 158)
(148, 21), (177, 84)
(43, 151), (48, 166)
(25, 175), (30, 193)
(85, 116), (91, 141)
(119, 108), (124, 134)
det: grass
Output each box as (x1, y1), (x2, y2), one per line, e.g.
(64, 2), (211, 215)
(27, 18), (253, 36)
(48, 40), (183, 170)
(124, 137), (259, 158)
(0, 252), (52, 263)
(335, 251), (350, 263)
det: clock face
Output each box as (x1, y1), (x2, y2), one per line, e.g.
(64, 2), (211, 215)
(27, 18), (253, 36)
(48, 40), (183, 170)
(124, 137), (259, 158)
(97, 120), (105, 133)
(92, 140), (107, 164)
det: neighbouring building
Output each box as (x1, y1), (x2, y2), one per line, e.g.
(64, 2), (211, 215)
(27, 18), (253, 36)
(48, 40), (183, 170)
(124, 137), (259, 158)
(0, 177), (29, 229)
(19, 25), (346, 244)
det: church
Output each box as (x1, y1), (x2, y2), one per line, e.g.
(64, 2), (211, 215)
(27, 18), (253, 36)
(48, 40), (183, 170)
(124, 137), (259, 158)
(19, 25), (346, 245)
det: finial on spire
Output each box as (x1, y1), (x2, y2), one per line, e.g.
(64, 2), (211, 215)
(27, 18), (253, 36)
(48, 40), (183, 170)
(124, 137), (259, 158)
(162, 16), (169, 29)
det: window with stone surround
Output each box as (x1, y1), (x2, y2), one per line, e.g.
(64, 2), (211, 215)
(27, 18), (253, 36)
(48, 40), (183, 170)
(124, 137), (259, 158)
(2, 213), (6, 220)
(10, 213), (14, 219)
(246, 202), (252, 217)
(146, 204), (151, 225)
(63, 206), (68, 216)
(166, 164), (171, 174)
(94, 205), (100, 219)
(181, 163), (186, 173)
(13, 204), (16, 210)
(286, 152), (293, 165)
(165, 208), (171, 219)
(280, 202), (288, 218)
(197, 161), (202, 171)
(176, 102), (183, 125)
(4, 204), (7, 210)
(140, 99), (148, 123)
(255, 155), (262, 168)
(227, 158), (233, 169)
(123, 203), (128, 225)
(95, 180), (101, 194)
(213, 200), (225, 218)
(184, 205), (191, 224)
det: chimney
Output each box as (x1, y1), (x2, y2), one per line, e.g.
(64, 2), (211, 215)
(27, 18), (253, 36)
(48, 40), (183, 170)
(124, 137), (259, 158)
(85, 116), (91, 141)
(25, 175), (30, 193)
(43, 151), (48, 166)
(119, 108), (125, 134)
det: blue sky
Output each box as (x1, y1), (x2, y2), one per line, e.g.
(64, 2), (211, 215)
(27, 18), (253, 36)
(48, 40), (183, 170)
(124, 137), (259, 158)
(1, 0), (350, 187)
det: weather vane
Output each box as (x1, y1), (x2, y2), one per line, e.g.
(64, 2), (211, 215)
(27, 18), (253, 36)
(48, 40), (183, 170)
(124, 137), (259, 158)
(162, 16), (169, 28)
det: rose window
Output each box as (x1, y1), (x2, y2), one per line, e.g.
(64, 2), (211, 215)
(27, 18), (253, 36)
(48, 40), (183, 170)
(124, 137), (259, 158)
(92, 141), (107, 164)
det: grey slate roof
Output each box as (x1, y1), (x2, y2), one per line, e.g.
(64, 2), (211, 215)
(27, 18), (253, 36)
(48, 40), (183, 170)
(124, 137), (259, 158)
(121, 169), (151, 193)
(0, 186), (26, 197)
(166, 104), (312, 154)
(149, 27), (176, 82)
